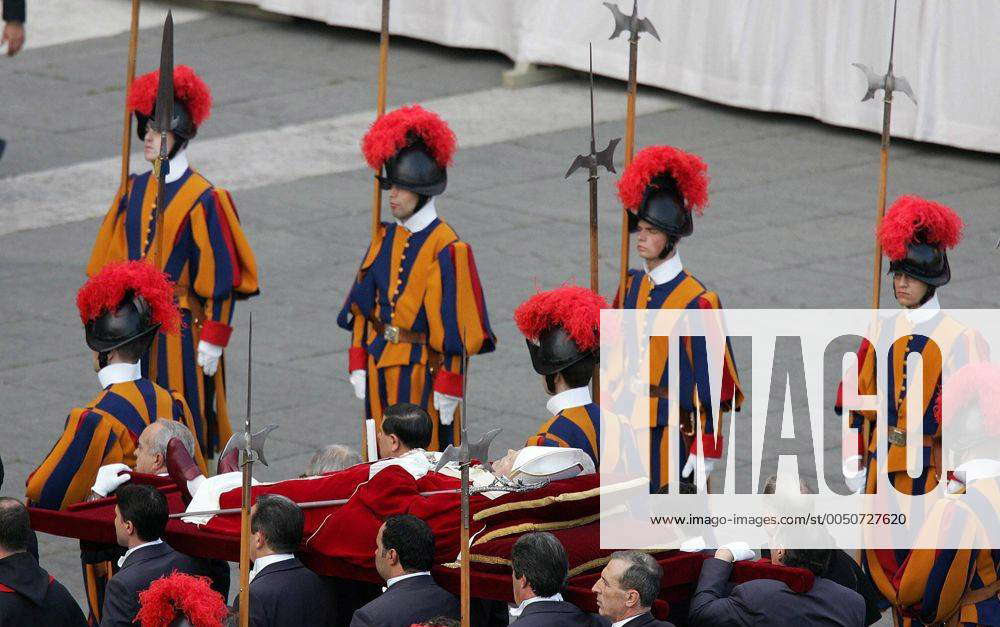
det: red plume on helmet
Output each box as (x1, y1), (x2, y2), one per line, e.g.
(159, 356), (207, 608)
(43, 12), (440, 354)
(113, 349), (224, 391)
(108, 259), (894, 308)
(127, 65), (213, 127)
(77, 261), (180, 334)
(514, 285), (609, 352)
(934, 363), (1000, 436)
(616, 145), (709, 214)
(361, 105), (457, 171)
(878, 195), (964, 261)
(136, 572), (229, 627)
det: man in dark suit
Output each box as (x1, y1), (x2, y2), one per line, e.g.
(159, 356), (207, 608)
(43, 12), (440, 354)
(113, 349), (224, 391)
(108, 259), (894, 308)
(509, 532), (602, 626)
(100, 484), (209, 626)
(688, 542), (865, 627)
(0, 497), (87, 626)
(232, 494), (332, 626)
(592, 550), (674, 627)
(350, 514), (460, 627)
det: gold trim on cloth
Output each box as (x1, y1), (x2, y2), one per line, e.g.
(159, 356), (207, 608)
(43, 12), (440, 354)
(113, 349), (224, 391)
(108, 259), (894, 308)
(473, 478), (647, 522)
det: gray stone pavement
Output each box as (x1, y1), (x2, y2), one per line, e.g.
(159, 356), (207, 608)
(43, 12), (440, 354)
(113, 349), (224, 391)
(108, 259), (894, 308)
(1, 2), (998, 620)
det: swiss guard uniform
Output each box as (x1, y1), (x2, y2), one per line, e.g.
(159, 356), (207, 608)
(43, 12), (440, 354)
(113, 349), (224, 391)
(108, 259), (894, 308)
(514, 285), (609, 466)
(337, 105), (496, 450)
(881, 364), (1000, 627)
(87, 66), (259, 456)
(612, 145), (742, 491)
(25, 261), (207, 623)
(835, 197), (987, 616)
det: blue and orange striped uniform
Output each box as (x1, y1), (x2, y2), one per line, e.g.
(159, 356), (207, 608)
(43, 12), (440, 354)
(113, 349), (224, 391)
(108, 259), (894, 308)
(529, 403), (601, 466)
(87, 167), (259, 455)
(25, 377), (206, 623)
(836, 311), (987, 613)
(615, 267), (743, 491)
(885, 477), (1000, 626)
(337, 211), (495, 451)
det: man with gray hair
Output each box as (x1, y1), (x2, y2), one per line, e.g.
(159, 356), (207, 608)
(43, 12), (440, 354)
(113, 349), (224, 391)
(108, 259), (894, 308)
(592, 551), (674, 627)
(509, 532), (602, 626)
(305, 444), (363, 476)
(88, 418), (200, 500)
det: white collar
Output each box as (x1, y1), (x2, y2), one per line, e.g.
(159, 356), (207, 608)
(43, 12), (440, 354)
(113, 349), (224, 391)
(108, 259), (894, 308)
(644, 252), (683, 286)
(98, 362), (142, 389)
(384, 570), (431, 590)
(249, 553), (294, 583)
(509, 592), (563, 618)
(954, 459), (1000, 485)
(164, 149), (189, 184)
(117, 539), (163, 568)
(546, 386), (593, 416)
(612, 614), (648, 627)
(903, 293), (941, 325)
(396, 197), (438, 233)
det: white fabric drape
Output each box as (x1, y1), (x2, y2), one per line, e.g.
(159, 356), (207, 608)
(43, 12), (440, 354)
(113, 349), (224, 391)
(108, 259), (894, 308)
(221, 0), (1000, 153)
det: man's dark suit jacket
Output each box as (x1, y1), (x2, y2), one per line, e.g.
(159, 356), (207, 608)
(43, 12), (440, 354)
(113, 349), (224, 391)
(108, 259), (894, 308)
(511, 600), (605, 627)
(2, 0), (24, 22)
(606, 611), (676, 627)
(0, 552), (87, 627)
(349, 573), (460, 627)
(99, 541), (206, 627)
(688, 557), (866, 627)
(232, 557), (333, 627)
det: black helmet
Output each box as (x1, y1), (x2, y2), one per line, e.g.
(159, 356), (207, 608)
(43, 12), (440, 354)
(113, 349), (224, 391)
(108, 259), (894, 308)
(526, 326), (596, 376)
(136, 99), (197, 141)
(84, 291), (160, 354)
(627, 173), (693, 237)
(377, 138), (448, 196)
(888, 237), (951, 287)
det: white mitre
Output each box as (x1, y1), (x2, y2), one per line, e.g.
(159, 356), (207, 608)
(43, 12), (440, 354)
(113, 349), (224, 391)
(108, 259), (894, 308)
(508, 446), (595, 484)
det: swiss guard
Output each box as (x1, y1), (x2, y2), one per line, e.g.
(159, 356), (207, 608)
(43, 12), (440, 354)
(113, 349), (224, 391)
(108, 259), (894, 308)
(836, 196), (989, 617)
(514, 285), (606, 466)
(337, 105), (496, 451)
(613, 145), (742, 491)
(877, 363), (1000, 627)
(26, 260), (207, 622)
(86, 65), (259, 456)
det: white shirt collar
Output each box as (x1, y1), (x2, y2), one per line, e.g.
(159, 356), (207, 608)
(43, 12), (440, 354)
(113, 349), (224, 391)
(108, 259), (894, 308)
(384, 570), (431, 591)
(117, 539), (163, 568)
(396, 197), (438, 233)
(98, 362), (142, 389)
(903, 292), (941, 325)
(612, 613), (648, 627)
(164, 149), (189, 184)
(644, 252), (683, 286)
(249, 553), (295, 583)
(509, 592), (563, 618)
(546, 386), (593, 416)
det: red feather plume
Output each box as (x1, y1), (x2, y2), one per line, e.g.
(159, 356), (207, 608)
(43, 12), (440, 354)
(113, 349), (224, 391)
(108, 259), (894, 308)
(514, 285), (609, 352)
(934, 363), (1000, 436)
(127, 65), (213, 127)
(361, 105), (457, 170)
(878, 195), (964, 261)
(616, 145), (709, 214)
(77, 261), (180, 334)
(136, 572), (229, 627)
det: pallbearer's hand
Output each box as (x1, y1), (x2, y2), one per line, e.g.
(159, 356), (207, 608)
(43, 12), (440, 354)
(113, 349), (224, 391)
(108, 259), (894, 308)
(197, 340), (223, 376)
(349, 370), (367, 400)
(434, 392), (460, 426)
(92, 463), (132, 497)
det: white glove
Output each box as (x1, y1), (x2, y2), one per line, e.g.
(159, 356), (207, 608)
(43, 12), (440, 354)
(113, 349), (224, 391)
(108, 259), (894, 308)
(349, 370), (367, 400)
(719, 541), (756, 562)
(947, 479), (965, 494)
(843, 455), (866, 494)
(681, 454), (716, 489)
(92, 463), (132, 497)
(197, 340), (223, 377)
(680, 536), (708, 553)
(434, 392), (460, 426)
